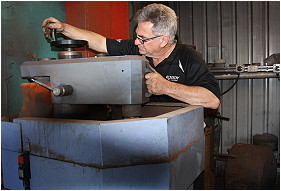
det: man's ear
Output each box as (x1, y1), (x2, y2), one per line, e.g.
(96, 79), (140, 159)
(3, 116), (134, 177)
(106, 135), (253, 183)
(160, 35), (170, 47)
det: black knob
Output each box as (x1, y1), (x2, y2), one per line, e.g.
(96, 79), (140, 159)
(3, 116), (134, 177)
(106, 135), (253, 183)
(237, 66), (243, 72)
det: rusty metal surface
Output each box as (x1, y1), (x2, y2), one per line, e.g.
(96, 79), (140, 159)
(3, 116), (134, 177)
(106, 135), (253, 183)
(225, 143), (277, 189)
(18, 83), (53, 118)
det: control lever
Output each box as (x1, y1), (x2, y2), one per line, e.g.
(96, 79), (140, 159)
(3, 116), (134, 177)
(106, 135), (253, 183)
(28, 78), (73, 96)
(50, 28), (57, 42)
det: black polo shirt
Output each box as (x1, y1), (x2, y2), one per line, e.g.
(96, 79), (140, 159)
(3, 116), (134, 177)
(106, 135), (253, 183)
(106, 38), (220, 103)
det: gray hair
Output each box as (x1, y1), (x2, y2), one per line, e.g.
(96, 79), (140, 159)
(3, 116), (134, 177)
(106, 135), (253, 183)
(135, 3), (178, 44)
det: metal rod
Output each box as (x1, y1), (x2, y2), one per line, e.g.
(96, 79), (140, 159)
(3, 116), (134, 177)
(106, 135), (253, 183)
(209, 69), (236, 73)
(30, 78), (53, 91)
(215, 72), (277, 79)
(249, 78), (253, 144)
(248, 2), (253, 144)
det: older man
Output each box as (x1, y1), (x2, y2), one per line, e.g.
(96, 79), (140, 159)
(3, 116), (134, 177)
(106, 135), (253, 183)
(42, 3), (220, 109)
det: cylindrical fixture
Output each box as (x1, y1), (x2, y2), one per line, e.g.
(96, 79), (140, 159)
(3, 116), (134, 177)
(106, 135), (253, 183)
(53, 85), (73, 96)
(58, 51), (83, 59)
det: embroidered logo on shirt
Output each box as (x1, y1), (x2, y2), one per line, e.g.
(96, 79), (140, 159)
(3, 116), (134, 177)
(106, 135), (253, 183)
(179, 60), (184, 72)
(166, 75), (180, 82)
(115, 39), (122, 43)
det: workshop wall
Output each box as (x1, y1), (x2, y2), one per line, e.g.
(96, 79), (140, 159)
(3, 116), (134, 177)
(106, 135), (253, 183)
(1, 2), (65, 116)
(65, 1), (129, 57)
(170, 1), (280, 153)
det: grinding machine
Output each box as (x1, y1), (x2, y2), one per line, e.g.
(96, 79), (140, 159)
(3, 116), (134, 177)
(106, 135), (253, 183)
(1, 32), (205, 189)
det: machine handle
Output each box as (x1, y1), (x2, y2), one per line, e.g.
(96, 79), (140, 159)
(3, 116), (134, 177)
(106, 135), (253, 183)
(50, 28), (57, 42)
(29, 78), (53, 91)
(28, 78), (73, 97)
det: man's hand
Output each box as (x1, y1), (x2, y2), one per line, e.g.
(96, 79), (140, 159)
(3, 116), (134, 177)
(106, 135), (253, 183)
(42, 17), (65, 39)
(145, 65), (169, 95)
(144, 64), (220, 109)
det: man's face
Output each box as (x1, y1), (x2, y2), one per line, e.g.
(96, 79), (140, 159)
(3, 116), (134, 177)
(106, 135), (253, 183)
(134, 22), (162, 57)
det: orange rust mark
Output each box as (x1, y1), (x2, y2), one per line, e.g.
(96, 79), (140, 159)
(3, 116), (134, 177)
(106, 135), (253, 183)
(169, 136), (204, 162)
(29, 136), (203, 169)
(18, 83), (54, 118)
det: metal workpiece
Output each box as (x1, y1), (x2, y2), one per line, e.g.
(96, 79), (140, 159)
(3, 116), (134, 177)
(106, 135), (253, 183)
(2, 105), (205, 189)
(20, 55), (150, 105)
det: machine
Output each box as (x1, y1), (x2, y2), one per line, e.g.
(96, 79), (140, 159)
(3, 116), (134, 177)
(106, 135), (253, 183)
(1, 35), (205, 189)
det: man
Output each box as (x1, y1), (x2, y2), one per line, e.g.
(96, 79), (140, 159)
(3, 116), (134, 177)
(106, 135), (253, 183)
(42, 3), (220, 109)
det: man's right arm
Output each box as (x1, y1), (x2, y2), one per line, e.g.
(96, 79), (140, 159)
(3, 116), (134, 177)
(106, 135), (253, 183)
(42, 17), (107, 53)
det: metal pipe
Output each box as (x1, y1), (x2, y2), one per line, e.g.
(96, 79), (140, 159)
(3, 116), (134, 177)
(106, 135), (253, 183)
(264, 1), (269, 134)
(248, 2), (253, 144)
(248, 79), (253, 144)
(215, 72), (277, 79)
(210, 69), (236, 73)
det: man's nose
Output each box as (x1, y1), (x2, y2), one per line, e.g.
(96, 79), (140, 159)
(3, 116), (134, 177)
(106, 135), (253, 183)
(134, 38), (141, 45)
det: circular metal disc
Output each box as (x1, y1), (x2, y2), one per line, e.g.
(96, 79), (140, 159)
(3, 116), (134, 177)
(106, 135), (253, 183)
(51, 40), (88, 49)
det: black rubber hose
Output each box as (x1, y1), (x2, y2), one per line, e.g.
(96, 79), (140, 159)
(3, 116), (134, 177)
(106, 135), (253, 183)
(221, 73), (240, 96)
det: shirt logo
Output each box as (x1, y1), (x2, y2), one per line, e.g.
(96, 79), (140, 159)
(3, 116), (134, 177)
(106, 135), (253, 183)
(115, 39), (122, 43)
(166, 75), (180, 82)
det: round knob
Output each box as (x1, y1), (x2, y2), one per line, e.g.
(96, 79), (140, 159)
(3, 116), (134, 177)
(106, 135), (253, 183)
(53, 85), (73, 96)
(237, 66), (243, 72)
